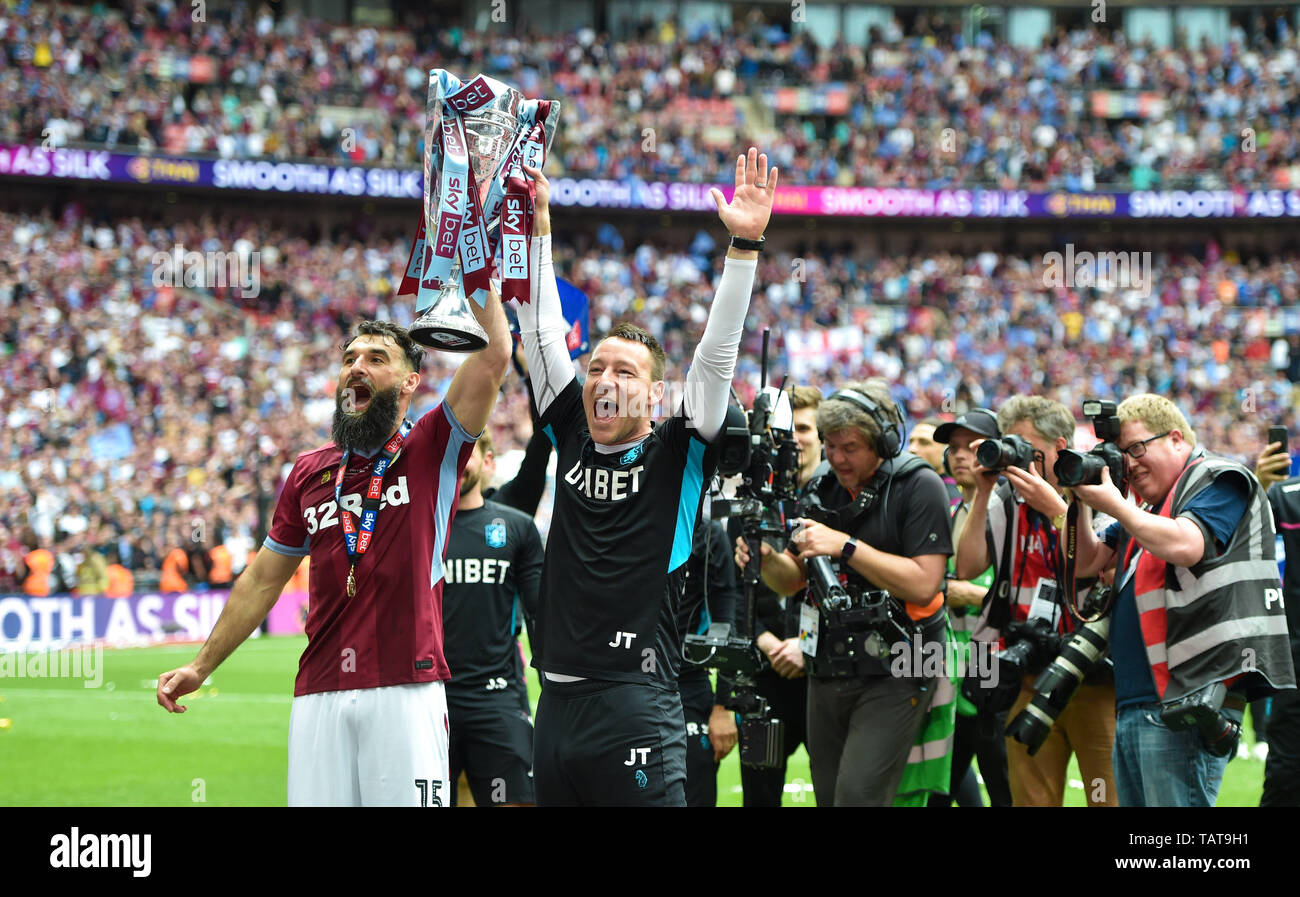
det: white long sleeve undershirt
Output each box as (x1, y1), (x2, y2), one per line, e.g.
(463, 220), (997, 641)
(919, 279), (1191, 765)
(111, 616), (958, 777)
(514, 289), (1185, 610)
(681, 254), (757, 442)
(517, 235), (576, 418)
(517, 235), (757, 443)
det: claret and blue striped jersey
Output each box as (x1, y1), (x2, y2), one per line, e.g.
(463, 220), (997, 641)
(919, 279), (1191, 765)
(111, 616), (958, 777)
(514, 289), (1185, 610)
(265, 403), (476, 697)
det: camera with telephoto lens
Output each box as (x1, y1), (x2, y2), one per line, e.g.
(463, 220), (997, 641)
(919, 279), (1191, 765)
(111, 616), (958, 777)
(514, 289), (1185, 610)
(1006, 585), (1113, 755)
(963, 615), (1063, 713)
(1054, 399), (1127, 490)
(1160, 681), (1243, 758)
(1001, 616), (1063, 677)
(976, 433), (1037, 472)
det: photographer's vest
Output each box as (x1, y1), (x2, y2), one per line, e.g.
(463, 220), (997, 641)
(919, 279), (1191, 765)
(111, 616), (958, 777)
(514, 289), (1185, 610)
(1119, 454), (1295, 702)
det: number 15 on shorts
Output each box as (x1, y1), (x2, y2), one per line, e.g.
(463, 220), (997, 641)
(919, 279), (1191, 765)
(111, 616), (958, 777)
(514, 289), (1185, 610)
(414, 778), (445, 807)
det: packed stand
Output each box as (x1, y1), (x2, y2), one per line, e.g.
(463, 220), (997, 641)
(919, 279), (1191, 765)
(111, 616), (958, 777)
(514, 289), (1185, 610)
(0, 207), (531, 596)
(1, 207), (1296, 594)
(6, 2), (1300, 189)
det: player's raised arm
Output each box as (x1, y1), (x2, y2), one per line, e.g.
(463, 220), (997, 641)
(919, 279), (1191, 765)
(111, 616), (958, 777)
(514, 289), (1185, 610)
(156, 545), (301, 712)
(684, 147), (777, 442)
(518, 163), (576, 416)
(443, 283), (513, 438)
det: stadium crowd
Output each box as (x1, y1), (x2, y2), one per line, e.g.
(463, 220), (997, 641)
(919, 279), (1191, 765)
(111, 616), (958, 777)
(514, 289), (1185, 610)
(6, 2), (1300, 188)
(2, 205), (1297, 596)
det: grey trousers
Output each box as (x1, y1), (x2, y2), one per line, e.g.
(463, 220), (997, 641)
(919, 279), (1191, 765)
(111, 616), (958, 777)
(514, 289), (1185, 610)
(807, 674), (936, 806)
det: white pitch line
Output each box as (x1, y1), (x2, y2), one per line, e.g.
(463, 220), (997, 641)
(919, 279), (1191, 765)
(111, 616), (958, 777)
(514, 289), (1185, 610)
(0, 688), (292, 704)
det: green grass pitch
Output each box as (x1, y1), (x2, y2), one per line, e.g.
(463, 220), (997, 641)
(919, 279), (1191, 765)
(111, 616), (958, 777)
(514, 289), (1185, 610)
(0, 635), (1267, 806)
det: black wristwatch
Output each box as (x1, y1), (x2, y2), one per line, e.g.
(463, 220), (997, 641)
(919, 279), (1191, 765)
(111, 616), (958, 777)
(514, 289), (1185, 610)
(729, 234), (765, 252)
(841, 537), (858, 563)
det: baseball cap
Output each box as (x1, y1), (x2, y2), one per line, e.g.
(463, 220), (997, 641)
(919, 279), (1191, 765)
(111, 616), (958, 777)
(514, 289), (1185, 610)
(933, 408), (1000, 444)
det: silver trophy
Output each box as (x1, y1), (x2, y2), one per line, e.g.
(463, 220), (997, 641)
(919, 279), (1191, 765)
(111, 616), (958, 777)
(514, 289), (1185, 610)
(409, 73), (560, 352)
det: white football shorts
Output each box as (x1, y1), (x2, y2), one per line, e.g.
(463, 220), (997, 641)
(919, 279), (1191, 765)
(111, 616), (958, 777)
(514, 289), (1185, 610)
(287, 681), (449, 807)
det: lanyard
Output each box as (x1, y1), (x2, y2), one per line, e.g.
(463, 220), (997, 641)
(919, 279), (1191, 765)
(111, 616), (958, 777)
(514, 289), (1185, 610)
(334, 418), (413, 597)
(1116, 451), (1203, 595)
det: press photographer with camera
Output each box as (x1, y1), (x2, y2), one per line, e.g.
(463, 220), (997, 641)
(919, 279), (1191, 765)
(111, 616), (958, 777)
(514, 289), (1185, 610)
(930, 409), (1012, 807)
(1070, 395), (1296, 807)
(953, 396), (1118, 807)
(737, 380), (952, 806)
(909, 418), (964, 509)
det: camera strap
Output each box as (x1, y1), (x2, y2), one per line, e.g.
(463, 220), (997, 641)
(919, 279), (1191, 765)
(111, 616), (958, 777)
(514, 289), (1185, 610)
(1102, 447), (1205, 614)
(807, 471), (879, 533)
(811, 454), (927, 533)
(1060, 500), (1113, 623)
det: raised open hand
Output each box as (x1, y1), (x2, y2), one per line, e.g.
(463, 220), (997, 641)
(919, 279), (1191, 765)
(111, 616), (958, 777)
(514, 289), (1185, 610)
(710, 146), (778, 241)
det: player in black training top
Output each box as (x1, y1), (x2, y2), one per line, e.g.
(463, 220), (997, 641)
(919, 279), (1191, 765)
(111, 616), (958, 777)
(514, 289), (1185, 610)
(515, 148), (777, 806)
(441, 426), (544, 806)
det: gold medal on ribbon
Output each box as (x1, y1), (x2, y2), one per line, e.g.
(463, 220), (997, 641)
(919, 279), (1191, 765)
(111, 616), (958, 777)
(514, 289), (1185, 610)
(346, 565), (357, 598)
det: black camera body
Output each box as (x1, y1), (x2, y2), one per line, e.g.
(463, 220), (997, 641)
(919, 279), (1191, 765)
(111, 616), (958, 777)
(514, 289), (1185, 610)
(976, 433), (1036, 472)
(812, 578), (903, 669)
(700, 384), (802, 595)
(814, 629), (876, 678)
(1055, 399), (1128, 490)
(683, 623), (789, 767)
(795, 454), (921, 676)
(821, 586), (894, 633)
(964, 615), (1063, 714)
(1002, 616), (1064, 675)
(738, 716), (786, 768)
(708, 387), (801, 554)
(1160, 681), (1242, 758)
(716, 388), (800, 503)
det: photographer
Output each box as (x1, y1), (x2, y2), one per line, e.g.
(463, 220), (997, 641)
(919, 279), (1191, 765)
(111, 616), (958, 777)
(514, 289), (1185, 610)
(726, 384), (823, 806)
(954, 396), (1117, 807)
(1254, 436), (1300, 805)
(931, 409), (1012, 807)
(1071, 396), (1296, 806)
(909, 417), (963, 509)
(738, 380), (951, 806)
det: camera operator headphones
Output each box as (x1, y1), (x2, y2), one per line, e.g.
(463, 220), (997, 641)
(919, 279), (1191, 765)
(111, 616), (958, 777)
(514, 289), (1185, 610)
(825, 388), (905, 459)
